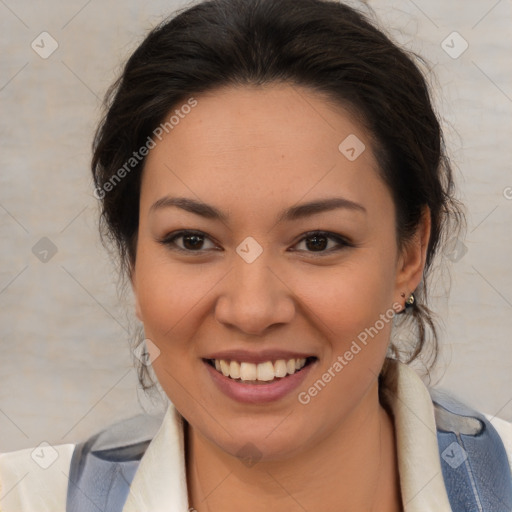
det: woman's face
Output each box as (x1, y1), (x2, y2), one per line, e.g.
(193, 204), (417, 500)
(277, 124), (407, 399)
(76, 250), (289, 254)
(132, 83), (424, 461)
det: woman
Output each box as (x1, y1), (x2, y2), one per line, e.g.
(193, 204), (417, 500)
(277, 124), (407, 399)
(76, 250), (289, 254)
(1, 0), (511, 510)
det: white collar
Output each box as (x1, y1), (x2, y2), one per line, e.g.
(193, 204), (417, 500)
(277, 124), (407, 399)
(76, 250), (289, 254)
(380, 359), (452, 511)
(122, 359), (452, 512)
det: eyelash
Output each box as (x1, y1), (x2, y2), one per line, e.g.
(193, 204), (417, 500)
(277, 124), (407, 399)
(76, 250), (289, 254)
(158, 230), (353, 256)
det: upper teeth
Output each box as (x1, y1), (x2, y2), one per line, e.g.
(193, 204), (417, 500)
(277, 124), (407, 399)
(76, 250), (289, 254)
(213, 358), (308, 381)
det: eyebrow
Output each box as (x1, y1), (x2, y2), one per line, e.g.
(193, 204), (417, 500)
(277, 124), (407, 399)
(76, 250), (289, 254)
(149, 195), (366, 223)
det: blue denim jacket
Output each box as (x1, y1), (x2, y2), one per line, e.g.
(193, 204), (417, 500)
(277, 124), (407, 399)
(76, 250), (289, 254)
(66, 391), (512, 512)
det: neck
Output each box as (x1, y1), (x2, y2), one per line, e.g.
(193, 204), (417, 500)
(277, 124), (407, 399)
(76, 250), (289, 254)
(186, 381), (402, 512)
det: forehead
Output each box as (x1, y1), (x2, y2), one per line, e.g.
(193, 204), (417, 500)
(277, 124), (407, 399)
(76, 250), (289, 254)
(141, 83), (386, 215)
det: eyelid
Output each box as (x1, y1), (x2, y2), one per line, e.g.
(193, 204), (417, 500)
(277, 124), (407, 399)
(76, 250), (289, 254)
(158, 229), (353, 255)
(291, 230), (353, 253)
(159, 230), (220, 254)
(287, 232), (354, 259)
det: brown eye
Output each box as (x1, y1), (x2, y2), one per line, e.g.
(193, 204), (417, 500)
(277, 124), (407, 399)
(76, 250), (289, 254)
(293, 231), (352, 254)
(181, 233), (205, 250)
(159, 230), (218, 253)
(305, 234), (329, 251)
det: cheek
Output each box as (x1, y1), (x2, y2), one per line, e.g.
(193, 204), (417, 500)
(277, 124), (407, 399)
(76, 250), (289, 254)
(134, 245), (211, 335)
(297, 250), (397, 338)
(133, 244), (228, 399)
(293, 261), (396, 424)
(133, 249), (208, 404)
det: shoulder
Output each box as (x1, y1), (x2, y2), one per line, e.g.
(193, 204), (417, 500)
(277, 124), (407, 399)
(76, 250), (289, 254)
(430, 387), (512, 465)
(430, 387), (512, 495)
(484, 413), (512, 472)
(0, 443), (75, 511)
(427, 386), (512, 511)
(0, 413), (165, 512)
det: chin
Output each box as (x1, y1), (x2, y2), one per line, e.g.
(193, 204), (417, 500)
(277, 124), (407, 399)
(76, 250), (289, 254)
(200, 416), (316, 464)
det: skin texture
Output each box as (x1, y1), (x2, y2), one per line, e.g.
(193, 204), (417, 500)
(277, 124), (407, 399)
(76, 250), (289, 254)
(132, 83), (430, 511)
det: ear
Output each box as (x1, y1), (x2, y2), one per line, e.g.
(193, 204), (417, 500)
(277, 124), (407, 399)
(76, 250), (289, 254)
(395, 206), (431, 301)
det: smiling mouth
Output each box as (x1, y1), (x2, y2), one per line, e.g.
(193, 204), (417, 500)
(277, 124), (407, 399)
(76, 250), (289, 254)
(204, 356), (317, 384)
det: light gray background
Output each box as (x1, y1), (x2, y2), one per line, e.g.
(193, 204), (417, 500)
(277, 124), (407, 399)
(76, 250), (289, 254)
(0, 0), (511, 452)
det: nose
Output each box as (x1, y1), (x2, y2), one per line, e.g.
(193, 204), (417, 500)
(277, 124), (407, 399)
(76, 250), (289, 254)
(214, 251), (296, 336)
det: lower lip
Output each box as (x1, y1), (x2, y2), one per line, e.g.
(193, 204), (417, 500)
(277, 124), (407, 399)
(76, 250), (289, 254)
(203, 360), (316, 404)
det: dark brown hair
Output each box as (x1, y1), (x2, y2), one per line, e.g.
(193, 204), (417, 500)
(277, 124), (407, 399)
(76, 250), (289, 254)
(91, 0), (464, 389)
